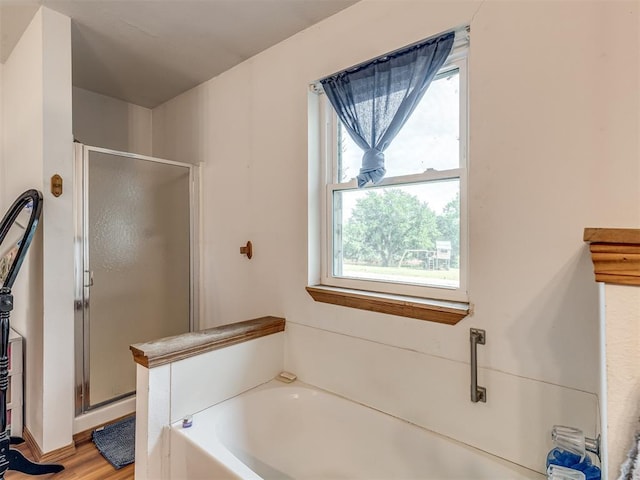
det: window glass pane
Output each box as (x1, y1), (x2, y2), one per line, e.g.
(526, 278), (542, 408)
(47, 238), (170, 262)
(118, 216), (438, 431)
(333, 179), (460, 288)
(338, 69), (460, 182)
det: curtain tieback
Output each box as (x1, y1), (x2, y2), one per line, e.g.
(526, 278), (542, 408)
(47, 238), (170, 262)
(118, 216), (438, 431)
(357, 149), (386, 187)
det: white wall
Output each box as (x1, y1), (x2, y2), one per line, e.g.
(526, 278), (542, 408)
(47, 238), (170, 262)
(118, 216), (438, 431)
(40, 7), (74, 454)
(152, 0), (639, 473)
(603, 284), (640, 478)
(2, 6), (46, 447)
(1, 7), (74, 453)
(73, 87), (152, 156)
(136, 333), (284, 480)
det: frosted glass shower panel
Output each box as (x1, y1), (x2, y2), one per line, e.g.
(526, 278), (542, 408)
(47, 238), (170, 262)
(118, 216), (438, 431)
(87, 151), (191, 407)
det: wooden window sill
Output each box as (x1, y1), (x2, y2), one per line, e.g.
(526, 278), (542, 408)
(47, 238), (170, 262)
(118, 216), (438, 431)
(306, 285), (470, 325)
(584, 228), (640, 286)
(130, 316), (285, 368)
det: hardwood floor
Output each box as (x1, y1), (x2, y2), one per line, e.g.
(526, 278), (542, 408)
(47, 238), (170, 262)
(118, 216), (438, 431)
(6, 440), (134, 480)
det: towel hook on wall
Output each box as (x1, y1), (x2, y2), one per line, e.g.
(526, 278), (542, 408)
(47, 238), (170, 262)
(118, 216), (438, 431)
(240, 241), (253, 259)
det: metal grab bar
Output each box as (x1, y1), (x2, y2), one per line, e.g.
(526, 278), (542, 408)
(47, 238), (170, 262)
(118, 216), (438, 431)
(470, 328), (486, 403)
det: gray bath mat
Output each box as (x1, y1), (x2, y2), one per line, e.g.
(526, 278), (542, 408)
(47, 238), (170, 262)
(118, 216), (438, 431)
(93, 416), (135, 469)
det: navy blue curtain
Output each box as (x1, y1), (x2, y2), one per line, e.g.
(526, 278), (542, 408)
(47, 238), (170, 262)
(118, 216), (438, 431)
(321, 31), (455, 187)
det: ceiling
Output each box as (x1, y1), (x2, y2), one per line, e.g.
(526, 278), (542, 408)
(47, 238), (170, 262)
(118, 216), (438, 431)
(0, 0), (358, 108)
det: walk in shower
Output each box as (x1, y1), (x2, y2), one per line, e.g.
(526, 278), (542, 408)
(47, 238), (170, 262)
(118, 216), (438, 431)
(74, 144), (198, 414)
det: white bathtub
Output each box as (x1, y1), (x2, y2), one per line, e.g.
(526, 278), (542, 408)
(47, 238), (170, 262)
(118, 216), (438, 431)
(170, 380), (544, 479)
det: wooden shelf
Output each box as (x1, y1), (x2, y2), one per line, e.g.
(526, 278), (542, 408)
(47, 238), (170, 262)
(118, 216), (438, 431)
(130, 316), (285, 368)
(584, 228), (640, 286)
(306, 285), (470, 325)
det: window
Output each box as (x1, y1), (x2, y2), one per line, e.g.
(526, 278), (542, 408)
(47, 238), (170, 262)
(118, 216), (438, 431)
(318, 32), (468, 304)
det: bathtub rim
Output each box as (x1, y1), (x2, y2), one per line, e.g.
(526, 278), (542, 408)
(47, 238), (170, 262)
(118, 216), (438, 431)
(170, 379), (545, 479)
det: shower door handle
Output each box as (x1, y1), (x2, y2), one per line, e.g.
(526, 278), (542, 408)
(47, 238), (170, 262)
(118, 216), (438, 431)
(84, 270), (94, 287)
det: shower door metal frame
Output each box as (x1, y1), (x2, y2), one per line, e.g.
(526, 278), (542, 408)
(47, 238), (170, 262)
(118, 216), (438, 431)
(74, 143), (200, 415)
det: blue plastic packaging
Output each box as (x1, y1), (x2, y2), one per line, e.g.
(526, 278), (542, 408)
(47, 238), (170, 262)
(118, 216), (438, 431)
(546, 448), (601, 480)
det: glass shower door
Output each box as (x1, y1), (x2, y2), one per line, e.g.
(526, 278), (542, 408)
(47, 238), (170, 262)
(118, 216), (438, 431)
(77, 145), (194, 412)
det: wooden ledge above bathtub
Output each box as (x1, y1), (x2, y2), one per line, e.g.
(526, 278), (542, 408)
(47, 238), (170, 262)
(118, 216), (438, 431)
(584, 228), (640, 286)
(130, 316), (285, 368)
(306, 285), (470, 325)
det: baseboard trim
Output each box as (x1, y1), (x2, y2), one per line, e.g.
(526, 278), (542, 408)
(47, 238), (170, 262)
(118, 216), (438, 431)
(23, 426), (76, 463)
(72, 412), (135, 445)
